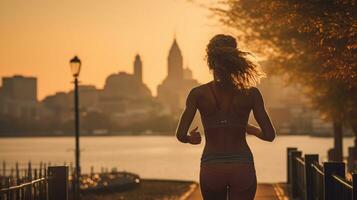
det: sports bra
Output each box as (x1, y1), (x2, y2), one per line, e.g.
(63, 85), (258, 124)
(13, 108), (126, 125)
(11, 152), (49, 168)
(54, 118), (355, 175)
(201, 83), (246, 130)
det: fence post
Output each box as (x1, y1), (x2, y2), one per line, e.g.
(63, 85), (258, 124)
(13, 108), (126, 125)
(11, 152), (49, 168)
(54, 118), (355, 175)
(290, 150), (302, 199)
(348, 147), (357, 171)
(28, 161), (33, 200)
(48, 166), (69, 200)
(353, 173), (357, 200)
(305, 154), (319, 200)
(323, 162), (345, 200)
(287, 147), (298, 184)
(2, 161), (5, 177)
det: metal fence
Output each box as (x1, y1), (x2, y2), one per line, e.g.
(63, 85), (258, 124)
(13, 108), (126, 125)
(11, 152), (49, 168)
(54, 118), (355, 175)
(0, 166), (68, 200)
(287, 147), (357, 200)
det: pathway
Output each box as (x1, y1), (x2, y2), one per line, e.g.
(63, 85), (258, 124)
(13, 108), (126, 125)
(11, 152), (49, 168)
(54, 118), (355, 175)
(187, 183), (289, 200)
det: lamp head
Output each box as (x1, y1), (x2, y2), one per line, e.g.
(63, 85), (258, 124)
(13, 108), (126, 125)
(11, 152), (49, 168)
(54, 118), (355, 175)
(70, 56), (81, 77)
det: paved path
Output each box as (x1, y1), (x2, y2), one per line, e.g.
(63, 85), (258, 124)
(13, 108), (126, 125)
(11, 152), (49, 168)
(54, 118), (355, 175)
(187, 183), (289, 200)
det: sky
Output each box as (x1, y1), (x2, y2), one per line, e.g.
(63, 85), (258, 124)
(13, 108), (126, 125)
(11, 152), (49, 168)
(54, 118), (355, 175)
(0, 0), (229, 100)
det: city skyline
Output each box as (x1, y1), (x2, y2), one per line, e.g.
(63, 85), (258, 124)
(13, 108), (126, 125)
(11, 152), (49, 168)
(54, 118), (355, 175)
(0, 38), (199, 100)
(0, 0), (224, 100)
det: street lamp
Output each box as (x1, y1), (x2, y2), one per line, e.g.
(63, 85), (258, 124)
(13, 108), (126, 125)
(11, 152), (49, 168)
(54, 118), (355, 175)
(69, 55), (81, 200)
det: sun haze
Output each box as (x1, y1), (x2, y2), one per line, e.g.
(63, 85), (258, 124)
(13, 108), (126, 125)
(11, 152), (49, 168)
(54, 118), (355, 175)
(0, 0), (223, 100)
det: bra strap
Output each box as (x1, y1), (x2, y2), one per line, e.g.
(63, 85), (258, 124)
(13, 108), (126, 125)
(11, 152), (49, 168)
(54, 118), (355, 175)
(209, 83), (220, 111)
(209, 82), (235, 113)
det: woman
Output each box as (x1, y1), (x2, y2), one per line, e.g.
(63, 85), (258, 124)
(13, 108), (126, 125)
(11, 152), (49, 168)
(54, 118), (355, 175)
(176, 34), (276, 200)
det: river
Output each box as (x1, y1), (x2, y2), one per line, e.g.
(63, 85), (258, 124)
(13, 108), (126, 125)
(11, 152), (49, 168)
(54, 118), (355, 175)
(0, 135), (353, 183)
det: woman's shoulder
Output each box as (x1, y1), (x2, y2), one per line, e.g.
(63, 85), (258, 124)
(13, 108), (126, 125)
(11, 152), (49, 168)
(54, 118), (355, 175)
(190, 82), (212, 93)
(247, 86), (261, 95)
(246, 86), (263, 103)
(187, 82), (212, 100)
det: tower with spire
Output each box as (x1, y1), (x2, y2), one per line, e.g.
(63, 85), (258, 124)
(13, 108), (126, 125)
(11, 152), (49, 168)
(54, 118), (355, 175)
(157, 38), (199, 115)
(167, 39), (184, 81)
(134, 54), (142, 83)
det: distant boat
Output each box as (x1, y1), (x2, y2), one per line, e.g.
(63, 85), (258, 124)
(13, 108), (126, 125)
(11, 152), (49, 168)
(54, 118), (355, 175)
(92, 129), (109, 135)
(53, 130), (64, 135)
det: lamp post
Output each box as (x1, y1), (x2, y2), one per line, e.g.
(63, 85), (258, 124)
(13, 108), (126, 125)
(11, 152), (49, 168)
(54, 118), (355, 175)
(69, 56), (81, 200)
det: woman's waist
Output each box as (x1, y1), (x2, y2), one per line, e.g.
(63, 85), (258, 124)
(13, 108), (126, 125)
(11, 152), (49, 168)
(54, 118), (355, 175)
(203, 134), (250, 149)
(201, 151), (254, 164)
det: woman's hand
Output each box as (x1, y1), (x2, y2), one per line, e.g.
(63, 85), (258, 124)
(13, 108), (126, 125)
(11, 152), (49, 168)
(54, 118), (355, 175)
(246, 123), (262, 137)
(188, 127), (201, 145)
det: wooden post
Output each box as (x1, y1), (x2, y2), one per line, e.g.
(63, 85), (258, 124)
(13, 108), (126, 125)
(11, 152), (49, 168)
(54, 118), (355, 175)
(349, 147), (357, 171)
(28, 161), (32, 180)
(290, 150), (302, 199)
(324, 162), (345, 200)
(2, 161), (5, 177)
(353, 173), (357, 200)
(305, 154), (319, 200)
(48, 166), (69, 200)
(28, 161), (33, 200)
(287, 147), (298, 184)
(90, 166), (94, 178)
(15, 162), (20, 200)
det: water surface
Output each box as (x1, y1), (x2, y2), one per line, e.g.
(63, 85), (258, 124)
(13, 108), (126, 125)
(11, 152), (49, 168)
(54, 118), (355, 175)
(0, 135), (353, 182)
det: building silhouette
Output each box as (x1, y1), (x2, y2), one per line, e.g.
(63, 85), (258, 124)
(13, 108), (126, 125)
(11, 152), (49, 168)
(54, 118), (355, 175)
(42, 54), (160, 128)
(133, 54), (143, 82)
(0, 75), (39, 119)
(157, 39), (199, 115)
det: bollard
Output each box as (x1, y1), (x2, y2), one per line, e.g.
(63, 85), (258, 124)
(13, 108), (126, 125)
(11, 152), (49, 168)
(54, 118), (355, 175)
(287, 147), (298, 184)
(348, 147), (357, 172)
(290, 150), (302, 199)
(304, 154), (319, 200)
(324, 162), (345, 200)
(353, 173), (357, 200)
(48, 166), (69, 200)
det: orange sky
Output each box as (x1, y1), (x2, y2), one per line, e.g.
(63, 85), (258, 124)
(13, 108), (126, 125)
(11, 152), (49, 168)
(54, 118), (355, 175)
(0, 0), (230, 100)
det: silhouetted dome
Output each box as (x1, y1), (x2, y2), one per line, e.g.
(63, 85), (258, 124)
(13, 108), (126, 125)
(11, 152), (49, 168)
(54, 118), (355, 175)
(183, 66), (193, 79)
(104, 72), (151, 98)
(135, 54), (141, 60)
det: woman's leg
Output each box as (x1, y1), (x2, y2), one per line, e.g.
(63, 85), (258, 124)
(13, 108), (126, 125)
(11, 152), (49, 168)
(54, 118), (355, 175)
(228, 176), (257, 200)
(200, 164), (227, 200)
(227, 163), (257, 200)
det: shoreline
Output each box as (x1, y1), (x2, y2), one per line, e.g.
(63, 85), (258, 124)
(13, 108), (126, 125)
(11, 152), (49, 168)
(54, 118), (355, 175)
(80, 179), (198, 200)
(0, 134), (352, 138)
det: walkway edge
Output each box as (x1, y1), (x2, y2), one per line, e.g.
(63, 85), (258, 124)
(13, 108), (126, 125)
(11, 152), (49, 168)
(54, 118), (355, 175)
(179, 182), (199, 200)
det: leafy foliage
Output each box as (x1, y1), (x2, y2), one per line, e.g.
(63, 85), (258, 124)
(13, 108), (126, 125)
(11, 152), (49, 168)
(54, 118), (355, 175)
(213, 0), (357, 125)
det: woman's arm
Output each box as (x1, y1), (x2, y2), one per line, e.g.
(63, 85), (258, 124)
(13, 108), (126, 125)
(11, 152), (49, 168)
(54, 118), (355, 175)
(176, 88), (201, 144)
(249, 87), (276, 142)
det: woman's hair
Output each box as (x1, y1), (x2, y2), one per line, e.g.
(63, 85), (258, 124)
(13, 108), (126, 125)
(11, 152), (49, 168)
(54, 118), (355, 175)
(206, 34), (265, 89)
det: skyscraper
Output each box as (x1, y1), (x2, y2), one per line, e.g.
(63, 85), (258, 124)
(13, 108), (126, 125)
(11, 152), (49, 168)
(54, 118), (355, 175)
(134, 54), (143, 83)
(167, 39), (183, 81)
(157, 38), (199, 115)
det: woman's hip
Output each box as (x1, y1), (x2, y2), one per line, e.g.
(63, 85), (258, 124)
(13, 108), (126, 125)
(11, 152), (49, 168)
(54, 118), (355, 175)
(200, 163), (256, 191)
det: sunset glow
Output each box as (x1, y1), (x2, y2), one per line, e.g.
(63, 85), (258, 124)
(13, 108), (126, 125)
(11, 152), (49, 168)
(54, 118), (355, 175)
(0, 0), (223, 99)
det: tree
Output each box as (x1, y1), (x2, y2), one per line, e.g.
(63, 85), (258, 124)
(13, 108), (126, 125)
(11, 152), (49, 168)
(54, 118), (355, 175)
(212, 0), (357, 161)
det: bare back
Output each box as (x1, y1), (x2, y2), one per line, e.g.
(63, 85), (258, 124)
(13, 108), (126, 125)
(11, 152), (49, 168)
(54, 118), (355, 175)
(197, 82), (253, 156)
(176, 81), (275, 155)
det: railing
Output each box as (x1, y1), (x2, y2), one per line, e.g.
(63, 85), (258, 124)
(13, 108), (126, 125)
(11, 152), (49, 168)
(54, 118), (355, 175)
(287, 147), (357, 200)
(0, 166), (68, 200)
